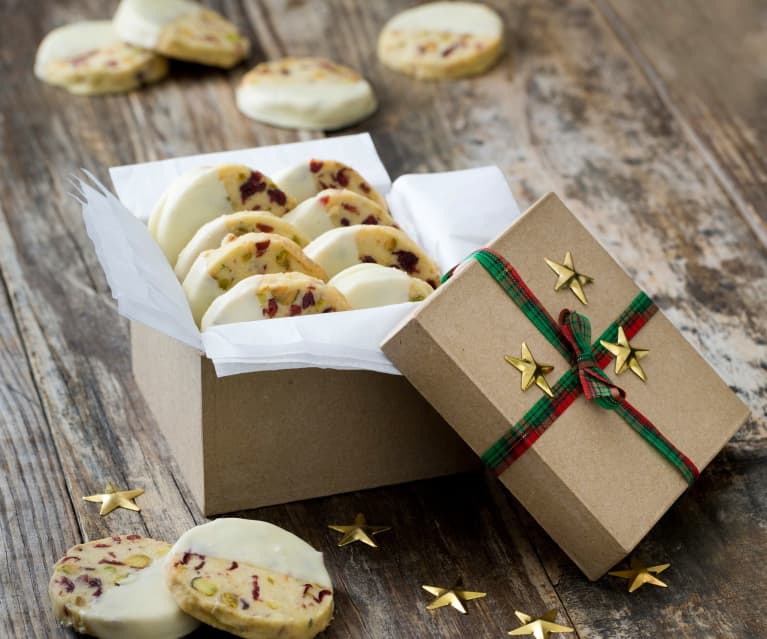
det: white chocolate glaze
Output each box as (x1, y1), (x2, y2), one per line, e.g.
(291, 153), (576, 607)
(181, 253), (220, 326)
(329, 263), (432, 309)
(34, 21), (119, 79)
(384, 1), (503, 36)
(84, 559), (199, 639)
(303, 227), (361, 279)
(272, 162), (318, 204)
(113, 0), (197, 49)
(282, 197), (336, 240)
(170, 519), (331, 587)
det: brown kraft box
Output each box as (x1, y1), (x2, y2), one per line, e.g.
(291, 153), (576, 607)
(131, 322), (478, 516)
(382, 193), (750, 580)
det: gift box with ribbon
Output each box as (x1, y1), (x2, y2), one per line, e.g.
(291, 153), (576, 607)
(382, 193), (750, 579)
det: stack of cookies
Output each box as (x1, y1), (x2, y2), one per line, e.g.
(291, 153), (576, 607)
(147, 158), (441, 329)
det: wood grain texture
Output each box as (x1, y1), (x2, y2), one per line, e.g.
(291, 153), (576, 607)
(0, 0), (765, 637)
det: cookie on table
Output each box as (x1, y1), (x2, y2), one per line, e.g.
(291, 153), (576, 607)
(114, 0), (249, 68)
(149, 165), (296, 265)
(165, 518), (334, 639)
(377, 1), (504, 79)
(304, 225), (441, 287)
(183, 232), (327, 325)
(273, 159), (388, 211)
(49, 534), (199, 638)
(282, 189), (397, 241)
(236, 57), (377, 131)
(329, 263), (434, 309)
(201, 272), (350, 329)
(34, 21), (168, 95)
(175, 211), (310, 281)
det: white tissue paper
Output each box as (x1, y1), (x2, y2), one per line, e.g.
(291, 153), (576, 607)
(78, 133), (519, 376)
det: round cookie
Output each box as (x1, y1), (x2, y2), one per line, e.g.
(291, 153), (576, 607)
(304, 225), (441, 287)
(149, 165), (296, 265)
(201, 272), (351, 329)
(377, 2), (504, 79)
(282, 189), (397, 240)
(114, 0), (249, 68)
(182, 232), (327, 325)
(236, 57), (377, 130)
(49, 534), (199, 638)
(34, 21), (168, 95)
(175, 211), (310, 281)
(273, 159), (387, 211)
(329, 263), (433, 309)
(165, 518), (333, 639)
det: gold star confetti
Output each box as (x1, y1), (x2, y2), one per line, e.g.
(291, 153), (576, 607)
(544, 252), (593, 305)
(609, 557), (670, 592)
(505, 342), (555, 397)
(600, 326), (649, 381)
(508, 609), (574, 638)
(422, 577), (486, 614)
(328, 513), (391, 548)
(83, 481), (144, 516)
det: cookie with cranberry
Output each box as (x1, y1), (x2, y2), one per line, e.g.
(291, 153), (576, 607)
(49, 535), (198, 638)
(114, 0), (249, 68)
(273, 159), (387, 211)
(377, 2), (504, 80)
(34, 21), (168, 95)
(304, 225), (441, 287)
(182, 232), (327, 325)
(175, 211), (310, 281)
(149, 165), (296, 265)
(166, 519), (333, 639)
(329, 263), (433, 309)
(282, 189), (397, 240)
(201, 272), (350, 329)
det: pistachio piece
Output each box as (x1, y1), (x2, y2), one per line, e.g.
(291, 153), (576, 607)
(124, 554), (151, 568)
(221, 592), (239, 608)
(192, 577), (218, 596)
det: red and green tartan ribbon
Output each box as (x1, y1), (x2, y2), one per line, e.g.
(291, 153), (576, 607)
(442, 249), (699, 485)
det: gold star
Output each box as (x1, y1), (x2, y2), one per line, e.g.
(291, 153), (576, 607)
(328, 513), (391, 548)
(544, 252), (593, 304)
(600, 326), (649, 381)
(508, 609), (574, 638)
(505, 342), (555, 397)
(609, 557), (670, 592)
(422, 577), (486, 614)
(83, 481), (144, 516)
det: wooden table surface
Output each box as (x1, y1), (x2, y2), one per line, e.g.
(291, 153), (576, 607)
(2, 1), (766, 637)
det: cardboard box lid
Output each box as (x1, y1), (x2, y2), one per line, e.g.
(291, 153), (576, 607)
(382, 193), (750, 579)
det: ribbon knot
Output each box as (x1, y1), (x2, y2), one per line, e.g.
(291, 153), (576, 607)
(559, 309), (625, 410)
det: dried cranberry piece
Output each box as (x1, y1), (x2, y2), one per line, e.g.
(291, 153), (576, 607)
(240, 172), (266, 200)
(98, 558), (125, 566)
(256, 223), (274, 233)
(240, 598), (250, 609)
(181, 552), (206, 570)
(359, 182), (371, 193)
(58, 577), (75, 593)
(315, 589), (332, 603)
(393, 250), (418, 273)
(112, 536), (122, 544)
(322, 307), (335, 313)
(289, 304), (302, 316)
(255, 239), (271, 257)
(361, 255), (376, 263)
(341, 202), (358, 213)
(340, 218), (350, 226)
(361, 215), (378, 225)
(302, 584), (312, 597)
(267, 188), (287, 205)
(94, 544), (111, 548)
(61, 556), (81, 562)
(302, 291), (315, 309)
(427, 279), (438, 289)
(125, 534), (141, 541)
(319, 195), (330, 206)
(70, 50), (98, 66)
(335, 169), (349, 187)
(263, 298), (278, 318)
(227, 561), (238, 571)
(251, 575), (260, 601)
(310, 160), (324, 173)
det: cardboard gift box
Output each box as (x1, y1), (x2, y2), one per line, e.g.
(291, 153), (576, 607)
(383, 193), (750, 580)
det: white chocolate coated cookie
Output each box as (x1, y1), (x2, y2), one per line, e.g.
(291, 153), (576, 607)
(273, 159), (387, 211)
(149, 165), (296, 265)
(175, 211), (310, 281)
(34, 21), (168, 95)
(378, 2), (504, 79)
(114, 0), (249, 68)
(165, 519), (333, 639)
(182, 232), (327, 325)
(201, 272), (350, 329)
(49, 534), (199, 639)
(304, 225), (441, 287)
(237, 57), (377, 130)
(282, 189), (397, 240)
(329, 263), (433, 309)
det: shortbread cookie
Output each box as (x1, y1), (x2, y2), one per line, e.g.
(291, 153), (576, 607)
(377, 2), (504, 79)
(201, 272), (350, 329)
(304, 226), (441, 287)
(273, 159), (387, 211)
(175, 211), (310, 281)
(34, 21), (168, 95)
(49, 535), (199, 639)
(329, 263), (433, 309)
(183, 233), (327, 325)
(166, 518), (333, 639)
(236, 57), (377, 130)
(114, 0), (249, 68)
(282, 189), (397, 240)
(149, 165), (296, 264)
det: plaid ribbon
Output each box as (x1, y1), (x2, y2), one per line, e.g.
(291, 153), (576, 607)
(442, 249), (699, 485)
